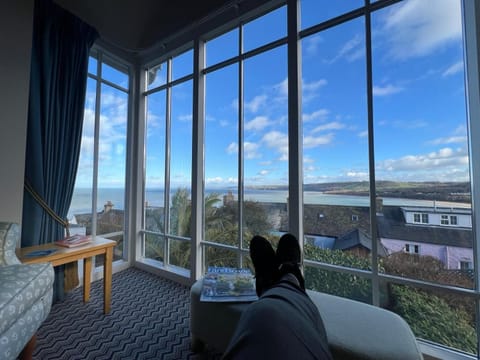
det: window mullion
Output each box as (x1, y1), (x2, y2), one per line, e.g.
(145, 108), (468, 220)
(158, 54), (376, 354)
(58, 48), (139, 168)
(164, 58), (173, 266)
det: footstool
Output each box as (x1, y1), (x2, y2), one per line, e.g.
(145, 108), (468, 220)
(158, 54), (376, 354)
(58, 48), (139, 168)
(189, 279), (253, 353)
(190, 278), (423, 359)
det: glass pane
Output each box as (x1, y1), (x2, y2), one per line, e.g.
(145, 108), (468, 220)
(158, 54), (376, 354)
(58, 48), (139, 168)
(169, 81), (193, 238)
(206, 28), (239, 67)
(96, 84), (128, 262)
(385, 283), (477, 355)
(243, 45), (289, 246)
(301, 0), (364, 30)
(168, 238), (191, 270)
(69, 78), (96, 236)
(243, 6), (287, 53)
(145, 90), (166, 233)
(205, 64), (239, 246)
(302, 17), (370, 271)
(305, 262), (373, 304)
(102, 61), (129, 89)
(172, 49), (193, 80)
(372, 0), (471, 288)
(147, 62), (167, 90)
(88, 56), (97, 76)
(144, 233), (165, 262)
(204, 245), (238, 269)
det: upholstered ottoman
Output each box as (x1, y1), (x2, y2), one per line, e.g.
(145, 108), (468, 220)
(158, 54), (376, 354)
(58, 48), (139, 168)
(190, 279), (252, 353)
(190, 279), (423, 359)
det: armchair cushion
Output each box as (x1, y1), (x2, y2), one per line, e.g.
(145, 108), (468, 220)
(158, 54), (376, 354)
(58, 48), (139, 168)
(0, 222), (21, 266)
(0, 263), (54, 335)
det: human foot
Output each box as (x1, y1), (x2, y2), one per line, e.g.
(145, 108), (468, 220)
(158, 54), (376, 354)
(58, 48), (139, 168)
(276, 233), (305, 291)
(250, 235), (277, 296)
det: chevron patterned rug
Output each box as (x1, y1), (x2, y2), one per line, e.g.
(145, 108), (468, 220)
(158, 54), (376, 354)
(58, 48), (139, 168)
(33, 267), (222, 360)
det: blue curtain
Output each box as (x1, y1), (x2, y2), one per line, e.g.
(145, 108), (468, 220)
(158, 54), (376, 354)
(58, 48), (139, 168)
(22, 0), (98, 300)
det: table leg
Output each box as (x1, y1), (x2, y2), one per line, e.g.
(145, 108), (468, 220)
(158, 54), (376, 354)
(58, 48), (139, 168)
(104, 247), (113, 313)
(83, 257), (92, 303)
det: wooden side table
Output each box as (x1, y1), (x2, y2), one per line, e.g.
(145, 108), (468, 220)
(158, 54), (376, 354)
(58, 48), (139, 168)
(16, 237), (117, 314)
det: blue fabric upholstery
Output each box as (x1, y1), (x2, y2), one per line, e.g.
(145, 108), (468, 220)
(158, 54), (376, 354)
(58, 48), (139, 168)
(0, 222), (54, 360)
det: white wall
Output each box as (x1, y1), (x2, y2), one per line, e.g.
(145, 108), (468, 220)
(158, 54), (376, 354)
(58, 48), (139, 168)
(0, 0), (34, 223)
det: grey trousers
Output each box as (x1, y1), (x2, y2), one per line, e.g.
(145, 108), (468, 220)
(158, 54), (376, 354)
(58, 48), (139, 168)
(223, 278), (333, 360)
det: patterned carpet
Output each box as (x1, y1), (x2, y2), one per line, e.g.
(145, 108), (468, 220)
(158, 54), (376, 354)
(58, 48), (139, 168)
(33, 267), (222, 360)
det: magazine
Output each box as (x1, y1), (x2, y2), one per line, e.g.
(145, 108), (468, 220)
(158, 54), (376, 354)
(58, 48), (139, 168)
(55, 234), (92, 248)
(200, 266), (258, 302)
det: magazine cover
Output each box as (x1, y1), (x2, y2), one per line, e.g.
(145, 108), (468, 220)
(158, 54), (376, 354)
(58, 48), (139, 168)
(55, 234), (92, 248)
(200, 266), (258, 302)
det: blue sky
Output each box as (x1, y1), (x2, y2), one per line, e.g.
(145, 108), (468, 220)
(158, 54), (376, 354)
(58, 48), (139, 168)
(75, 0), (467, 190)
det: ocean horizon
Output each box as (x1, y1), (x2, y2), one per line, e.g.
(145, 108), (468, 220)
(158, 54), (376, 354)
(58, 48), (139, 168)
(68, 187), (470, 220)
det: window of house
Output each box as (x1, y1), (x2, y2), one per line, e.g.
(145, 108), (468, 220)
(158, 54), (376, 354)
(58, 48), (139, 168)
(69, 48), (130, 266)
(460, 260), (473, 270)
(441, 215), (449, 225)
(405, 244), (420, 255)
(441, 214), (458, 226)
(414, 213), (429, 224)
(352, 214), (359, 221)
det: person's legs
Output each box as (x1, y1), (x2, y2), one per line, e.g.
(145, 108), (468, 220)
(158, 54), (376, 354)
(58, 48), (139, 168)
(249, 235), (278, 296)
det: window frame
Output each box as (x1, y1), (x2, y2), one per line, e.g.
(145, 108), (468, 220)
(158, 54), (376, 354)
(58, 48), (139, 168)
(130, 1), (480, 358)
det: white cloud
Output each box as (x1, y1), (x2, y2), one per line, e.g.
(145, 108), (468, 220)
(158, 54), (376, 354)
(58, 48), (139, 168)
(373, 84), (404, 96)
(429, 136), (466, 146)
(381, 0), (462, 60)
(302, 78), (328, 103)
(358, 130), (368, 138)
(227, 177), (238, 184)
(178, 114), (192, 122)
(442, 60), (464, 77)
(303, 134), (334, 148)
(226, 142), (237, 155)
(376, 146), (468, 173)
(262, 131), (288, 161)
(245, 116), (271, 131)
(304, 35), (323, 56)
(303, 79), (328, 93)
(303, 109), (329, 122)
(245, 94), (267, 113)
(206, 176), (225, 185)
(312, 121), (345, 133)
(346, 171), (369, 180)
(329, 34), (364, 63)
(275, 78), (289, 97)
(244, 142), (261, 159)
(259, 169), (270, 176)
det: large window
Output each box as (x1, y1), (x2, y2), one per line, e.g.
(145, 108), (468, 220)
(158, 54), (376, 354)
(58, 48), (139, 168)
(69, 48), (130, 265)
(137, 0), (480, 357)
(143, 50), (194, 274)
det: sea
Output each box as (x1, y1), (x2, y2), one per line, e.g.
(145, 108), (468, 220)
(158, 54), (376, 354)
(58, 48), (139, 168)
(68, 187), (470, 220)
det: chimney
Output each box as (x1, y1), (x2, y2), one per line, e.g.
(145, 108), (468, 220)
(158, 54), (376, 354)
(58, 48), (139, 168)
(223, 191), (234, 205)
(104, 200), (114, 213)
(376, 197), (383, 215)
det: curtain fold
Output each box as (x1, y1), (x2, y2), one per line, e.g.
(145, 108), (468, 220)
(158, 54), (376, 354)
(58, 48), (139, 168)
(22, 0), (98, 301)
